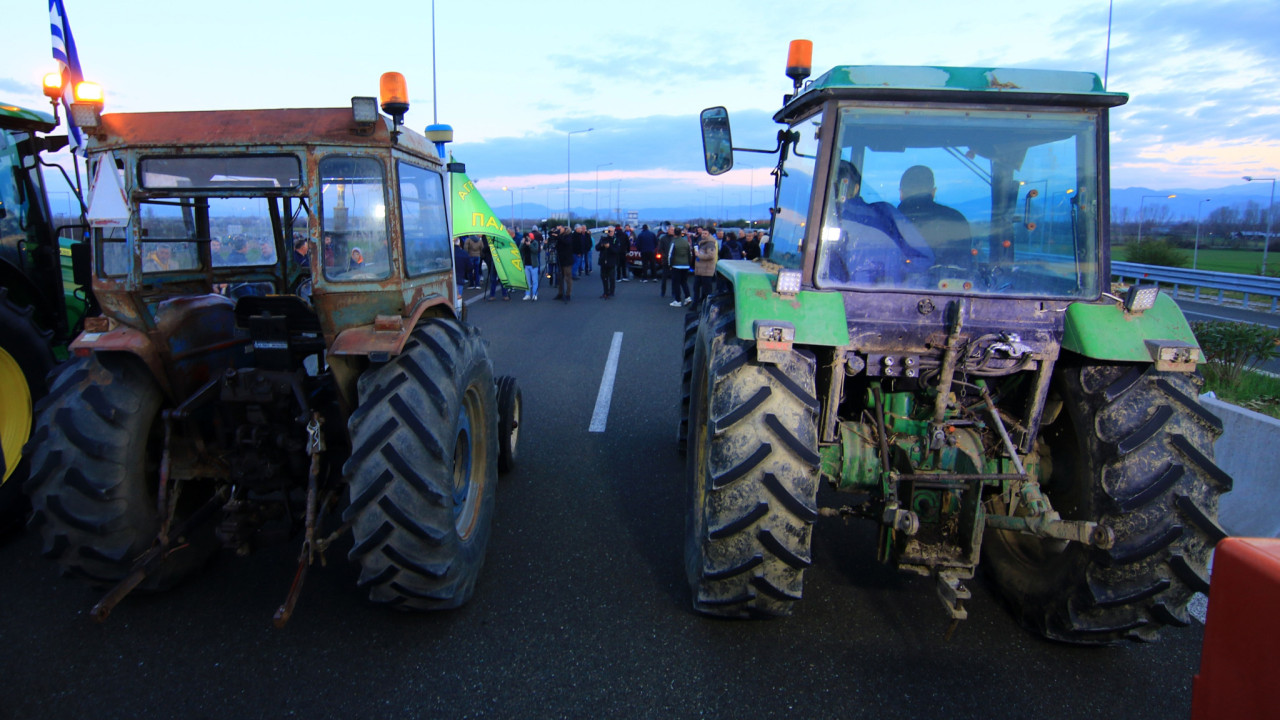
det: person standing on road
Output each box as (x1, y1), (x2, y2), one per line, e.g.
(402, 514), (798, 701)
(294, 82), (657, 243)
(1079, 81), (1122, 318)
(658, 225), (675, 297)
(743, 231), (762, 261)
(719, 231), (744, 261)
(483, 240), (510, 301)
(571, 225), (590, 278)
(667, 228), (692, 307)
(635, 224), (658, 282)
(596, 226), (618, 298)
(692, 227), (718, 307)
(520, 230), (541, 301)
(464, 234), (486, 289)
(545, 227), (560, 290)
(554, 227), (576, 302)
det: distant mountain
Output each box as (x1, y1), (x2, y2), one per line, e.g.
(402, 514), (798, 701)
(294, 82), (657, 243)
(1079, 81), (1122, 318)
(1111, 183), (1276, 220)
(496, 184), (1276, 228)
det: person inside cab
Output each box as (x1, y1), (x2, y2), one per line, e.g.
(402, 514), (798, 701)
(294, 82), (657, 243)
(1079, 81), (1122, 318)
(822, 160), (932, 286)
(897, 165), (972, 268)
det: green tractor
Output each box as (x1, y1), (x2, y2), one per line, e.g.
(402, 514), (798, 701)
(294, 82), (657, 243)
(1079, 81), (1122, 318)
(0, 99), (92, 531)
(22, 75), (522, 623)
(684, 40), (1229, 644)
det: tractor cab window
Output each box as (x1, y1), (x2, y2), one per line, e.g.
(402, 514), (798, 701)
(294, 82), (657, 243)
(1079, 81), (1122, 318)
(815, 105), (1101, 299)
(131, 197), (280, 274)
(771, 110), (823, 269)
(319, 156), (390, 282)
(397, 161), (451, 277)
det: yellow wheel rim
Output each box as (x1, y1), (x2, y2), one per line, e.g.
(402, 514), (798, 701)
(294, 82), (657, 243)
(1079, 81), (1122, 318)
(0, 346), (33, 484)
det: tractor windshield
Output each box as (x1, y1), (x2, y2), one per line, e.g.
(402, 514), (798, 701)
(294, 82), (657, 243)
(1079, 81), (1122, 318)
(813, 105), (1101, 299)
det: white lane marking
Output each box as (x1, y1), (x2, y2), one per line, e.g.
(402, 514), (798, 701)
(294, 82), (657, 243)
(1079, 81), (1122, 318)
(589, 332), (623, 433)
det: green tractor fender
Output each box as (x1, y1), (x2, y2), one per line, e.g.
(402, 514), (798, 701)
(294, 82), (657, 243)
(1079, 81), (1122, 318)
(716, 260), (849, 349)
(1062, 292), (1202, 370)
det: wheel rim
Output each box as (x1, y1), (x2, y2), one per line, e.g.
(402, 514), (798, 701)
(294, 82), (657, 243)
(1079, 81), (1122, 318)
(0, 347), (33, 483)
(452, 384), (485, 540)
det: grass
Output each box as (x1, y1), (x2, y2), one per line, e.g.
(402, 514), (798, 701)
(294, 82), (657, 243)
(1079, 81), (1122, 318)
(1202, 368), (1280, 419)
(1180, 248), (1270, 275)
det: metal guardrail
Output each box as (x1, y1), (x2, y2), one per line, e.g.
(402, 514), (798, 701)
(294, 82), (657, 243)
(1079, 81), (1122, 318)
(1111, 261), (1280, 312)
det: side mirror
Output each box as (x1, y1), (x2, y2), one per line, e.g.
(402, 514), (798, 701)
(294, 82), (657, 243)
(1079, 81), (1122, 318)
(699, 107), (734, 176)
(71, 240), (92, 287)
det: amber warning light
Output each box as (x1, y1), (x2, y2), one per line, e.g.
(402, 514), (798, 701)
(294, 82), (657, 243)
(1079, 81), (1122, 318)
(786, 39), (813, 90)
(380, 72), (409, 126)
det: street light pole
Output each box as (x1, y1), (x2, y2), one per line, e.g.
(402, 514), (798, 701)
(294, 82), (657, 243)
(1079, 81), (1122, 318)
(566, 128), (593, 227)
(595, 162), (612, 226)
(1137, 193), (1176, 244)
(1194, 198), (1211, 270)
(502, 186), (514, 231)
(1244, 176), (1276, 275)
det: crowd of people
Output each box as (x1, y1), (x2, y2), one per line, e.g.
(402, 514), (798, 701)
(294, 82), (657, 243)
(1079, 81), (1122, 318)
(454, 223), (769, 305)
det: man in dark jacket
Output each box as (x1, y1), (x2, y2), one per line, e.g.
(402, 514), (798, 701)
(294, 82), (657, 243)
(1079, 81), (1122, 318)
(571, 225), (590, 278)
(554, 227), (577, 301)
(898, 165), (971, 267)
(635, 224), (658, 281)
(595, 227), (619, 298)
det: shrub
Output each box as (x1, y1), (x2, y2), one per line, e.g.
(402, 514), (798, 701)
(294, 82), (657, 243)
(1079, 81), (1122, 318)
(1122, 239), (1189, 267)
(1191, 320), (1280, 385)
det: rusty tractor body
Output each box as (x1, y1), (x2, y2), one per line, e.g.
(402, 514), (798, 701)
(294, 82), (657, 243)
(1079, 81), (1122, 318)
(23, 82), (521, 623)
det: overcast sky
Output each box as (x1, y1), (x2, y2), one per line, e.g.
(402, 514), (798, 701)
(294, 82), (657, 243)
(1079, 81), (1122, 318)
(3, 0), (1277, 217)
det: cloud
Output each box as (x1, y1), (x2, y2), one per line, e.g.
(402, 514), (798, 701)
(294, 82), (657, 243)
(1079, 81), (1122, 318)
(0, 77), (31, 94)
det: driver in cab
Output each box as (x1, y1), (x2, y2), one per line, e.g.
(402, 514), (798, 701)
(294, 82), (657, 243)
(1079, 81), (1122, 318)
(822, 160), (933, 286)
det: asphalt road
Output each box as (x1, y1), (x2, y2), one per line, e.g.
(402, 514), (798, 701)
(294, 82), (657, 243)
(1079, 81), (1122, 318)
(0, 275), (1207, 720)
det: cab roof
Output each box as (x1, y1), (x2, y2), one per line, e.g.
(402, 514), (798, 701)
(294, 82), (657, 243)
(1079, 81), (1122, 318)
(776, 65), (1128, 123)
(0, 101), (58, 134)
(92, 107), (438, 161)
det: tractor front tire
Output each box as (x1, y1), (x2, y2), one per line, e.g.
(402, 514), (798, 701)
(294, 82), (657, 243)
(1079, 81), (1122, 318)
(496, 375), (521, 475)
(344, 319), (499, 610)
(24, 353), (219, 589)
(983, 360), (1230, 644)
(685, 297), (821, 618)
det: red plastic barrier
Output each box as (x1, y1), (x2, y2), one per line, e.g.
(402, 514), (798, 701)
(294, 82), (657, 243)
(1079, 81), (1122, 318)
(1191, 537), (1280, 720)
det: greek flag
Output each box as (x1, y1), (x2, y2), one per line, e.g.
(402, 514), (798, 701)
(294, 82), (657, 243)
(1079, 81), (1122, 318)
(49, 0), (85, 152)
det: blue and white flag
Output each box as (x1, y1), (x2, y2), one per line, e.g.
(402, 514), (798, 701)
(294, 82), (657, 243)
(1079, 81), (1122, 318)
(49, 0), (85, 153)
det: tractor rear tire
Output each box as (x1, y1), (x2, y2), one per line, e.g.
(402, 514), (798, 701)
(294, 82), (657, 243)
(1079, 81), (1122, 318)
(344, 319), (499, 610)
(24, 353), (219, 589)
(983, 360), (1230, 644)
(0, 289), (57, 532)
(685, 296), (821, 618)
(496, 375), (521, 475)
(676, 307), (699, 455)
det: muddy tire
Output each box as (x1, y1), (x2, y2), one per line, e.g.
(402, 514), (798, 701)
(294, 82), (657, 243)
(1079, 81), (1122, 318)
(496, 375), (521, 475)
(685, 296), (821, 618)
(24, 353), (219, 589)
(344, 319), (498, 610)
(676, 307), (699, 455)
(983, 360), (1230, 644)
(0, 289), (57, 531)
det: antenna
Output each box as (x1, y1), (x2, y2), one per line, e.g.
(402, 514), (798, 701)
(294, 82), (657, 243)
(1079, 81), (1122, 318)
(431, 0), (439, 124)
(1104, 0), (1114, 89)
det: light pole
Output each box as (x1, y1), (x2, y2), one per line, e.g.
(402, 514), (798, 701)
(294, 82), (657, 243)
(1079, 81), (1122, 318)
(595, 162), (612, 226)
(1244, 176), (1276, 275)
(566, 127), (593, 226)
(1137, 193), (1176, 244)
(519, 187), (532, 234)
(501, 186), (515, 231)
(1193, 198), (1211, 270)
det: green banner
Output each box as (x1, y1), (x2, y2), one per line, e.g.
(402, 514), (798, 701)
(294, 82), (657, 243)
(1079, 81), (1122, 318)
(450, 169), (527, 290)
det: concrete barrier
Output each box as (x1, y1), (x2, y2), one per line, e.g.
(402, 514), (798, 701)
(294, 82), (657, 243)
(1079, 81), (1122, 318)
(1200, 394), (1280, 538)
